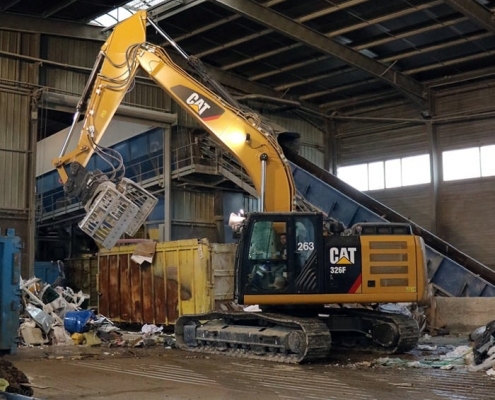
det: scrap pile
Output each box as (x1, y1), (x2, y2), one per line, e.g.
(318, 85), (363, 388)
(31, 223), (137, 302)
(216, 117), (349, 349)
(19, 276), (171, 348)
(20, 276), (103, 347)
(471, 320), (495, 374)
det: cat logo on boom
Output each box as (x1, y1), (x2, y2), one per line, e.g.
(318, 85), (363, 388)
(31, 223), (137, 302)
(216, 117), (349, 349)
(186, 92), (211, 115)
(171, 85), (225, 121)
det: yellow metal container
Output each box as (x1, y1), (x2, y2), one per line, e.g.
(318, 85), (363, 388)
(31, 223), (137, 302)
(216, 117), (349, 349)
(98, 239), (236, 325)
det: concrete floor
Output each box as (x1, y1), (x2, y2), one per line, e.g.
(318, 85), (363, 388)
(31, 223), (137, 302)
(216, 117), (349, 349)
(5, 336), (495, 400)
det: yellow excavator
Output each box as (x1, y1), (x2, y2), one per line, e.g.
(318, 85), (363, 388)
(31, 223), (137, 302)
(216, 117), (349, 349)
(54, 11), (428, 363)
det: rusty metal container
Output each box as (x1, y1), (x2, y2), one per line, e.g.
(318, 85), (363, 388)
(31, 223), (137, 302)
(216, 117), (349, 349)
(65, 256), (99, 308)
(97, 239), (236, 325)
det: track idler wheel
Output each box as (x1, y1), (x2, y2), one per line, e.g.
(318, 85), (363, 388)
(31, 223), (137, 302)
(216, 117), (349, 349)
(372, 322), (399, 348)
(287, 331), (307, 355)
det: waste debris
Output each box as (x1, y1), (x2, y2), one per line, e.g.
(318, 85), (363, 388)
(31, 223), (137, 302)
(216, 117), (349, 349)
(344, 343), (473, 371)
(471, 320), (495, 374)
(348, 323), (495, 375)
(19, 272), (174, 350)
(18, 271), (495, 378)
(20, 274), (91, 347)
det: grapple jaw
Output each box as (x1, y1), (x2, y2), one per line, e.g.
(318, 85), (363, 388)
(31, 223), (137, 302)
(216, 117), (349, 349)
(78, 178), (157, 249)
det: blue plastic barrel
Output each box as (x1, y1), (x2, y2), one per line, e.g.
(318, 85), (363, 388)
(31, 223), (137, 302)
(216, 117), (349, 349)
(64, 310), (94, 334)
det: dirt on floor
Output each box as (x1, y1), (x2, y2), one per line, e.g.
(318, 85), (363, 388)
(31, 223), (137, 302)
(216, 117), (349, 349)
(0, 359), (34, 396)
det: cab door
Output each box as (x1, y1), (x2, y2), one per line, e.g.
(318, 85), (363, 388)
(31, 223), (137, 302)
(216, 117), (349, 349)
(237, 213), (324, 300)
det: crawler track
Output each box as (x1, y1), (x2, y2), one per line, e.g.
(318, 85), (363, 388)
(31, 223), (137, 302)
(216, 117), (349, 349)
(325, 308), (419, 354)
(175, 309), (419, 363)
(175, 311), (332, 363)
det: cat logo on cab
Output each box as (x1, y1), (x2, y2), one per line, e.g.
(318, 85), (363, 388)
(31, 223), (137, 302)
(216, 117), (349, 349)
(329, 247), (357, 265)
(329, 247), (357, 274)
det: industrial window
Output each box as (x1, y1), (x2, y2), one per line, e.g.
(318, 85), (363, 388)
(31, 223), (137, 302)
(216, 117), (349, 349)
(443, 145), (495, 181)
(337, 154), (430, 191)
(90, 1), (164, 27)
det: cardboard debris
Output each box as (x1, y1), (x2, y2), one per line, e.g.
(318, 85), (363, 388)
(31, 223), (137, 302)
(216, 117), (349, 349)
(20, 323), (47, 346)
(131, 241), (156, 265)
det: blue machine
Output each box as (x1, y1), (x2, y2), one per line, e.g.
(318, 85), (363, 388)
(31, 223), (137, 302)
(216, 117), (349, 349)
(0, 229), (22, 355)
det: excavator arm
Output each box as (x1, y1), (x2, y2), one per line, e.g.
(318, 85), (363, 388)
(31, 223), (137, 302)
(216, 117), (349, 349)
(52, 12), (157, 249)
(52, 10), (295, 248)
(52, 13), (147, 180)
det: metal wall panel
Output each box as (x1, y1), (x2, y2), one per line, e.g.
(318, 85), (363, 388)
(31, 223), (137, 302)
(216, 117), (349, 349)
(43, 36), (171, 110)
(299, 145), (324, 167)
(44, 66), (171, 111)
(335, 101), (427, 166)
(337, 123), (428, 166)
(44, 68), (87, 96)
(170, 189), (217, 241)
(435, 79), (495, 150)
(0, 30), (21, 81)
(19, 32), (40, 83)
(265, 111), (325, 167)
(123, 81), (171, 111)
(0, 89), (30, 210)
(175, 105), (200, 128)
(0, 29), (40, 84)
(368, 186), (433, 232)
(172, 189), (215, 221)
(266, 111), (324, 146)
(0, 86), (35, 276)
(347, 99), (417, 118)
(44, 36), (100, 68)
(436, 118), (495, 151)
(435, 82), (495, 115)
(439, 179), (495, 269)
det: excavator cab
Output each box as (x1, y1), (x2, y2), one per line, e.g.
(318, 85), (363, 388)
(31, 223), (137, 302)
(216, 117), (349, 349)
(235, 212), (428, 307)
(236, 212), (323, 301)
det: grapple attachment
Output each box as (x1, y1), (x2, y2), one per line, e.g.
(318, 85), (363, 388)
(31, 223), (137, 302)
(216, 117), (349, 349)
(78, 178), (157, 249)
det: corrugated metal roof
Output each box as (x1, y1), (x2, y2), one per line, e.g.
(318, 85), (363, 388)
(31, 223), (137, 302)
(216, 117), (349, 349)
(2, 0), (495, 115)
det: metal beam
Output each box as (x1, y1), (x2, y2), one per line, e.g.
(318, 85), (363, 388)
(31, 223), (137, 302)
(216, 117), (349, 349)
(404, 49), (495, 75)
(42, 0), (77, 18)
(202, 1), (439, 68)
(209, 0), (426, 108)
(444, 0), (495, 33)
(167, 50), (324, 115)
(380, 31), (491, 63)
(353, 16), (467, 51)
(41, 92), (177, 125)
(0, 0), (21, 12)
(320, 90), (400, 110)
(221, 15), (466, 74)
(0, 12), (104, 40)
(198, 0), (369, 58)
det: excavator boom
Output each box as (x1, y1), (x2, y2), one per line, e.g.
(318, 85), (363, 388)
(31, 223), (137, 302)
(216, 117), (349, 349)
(135, 44), (295, 212)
